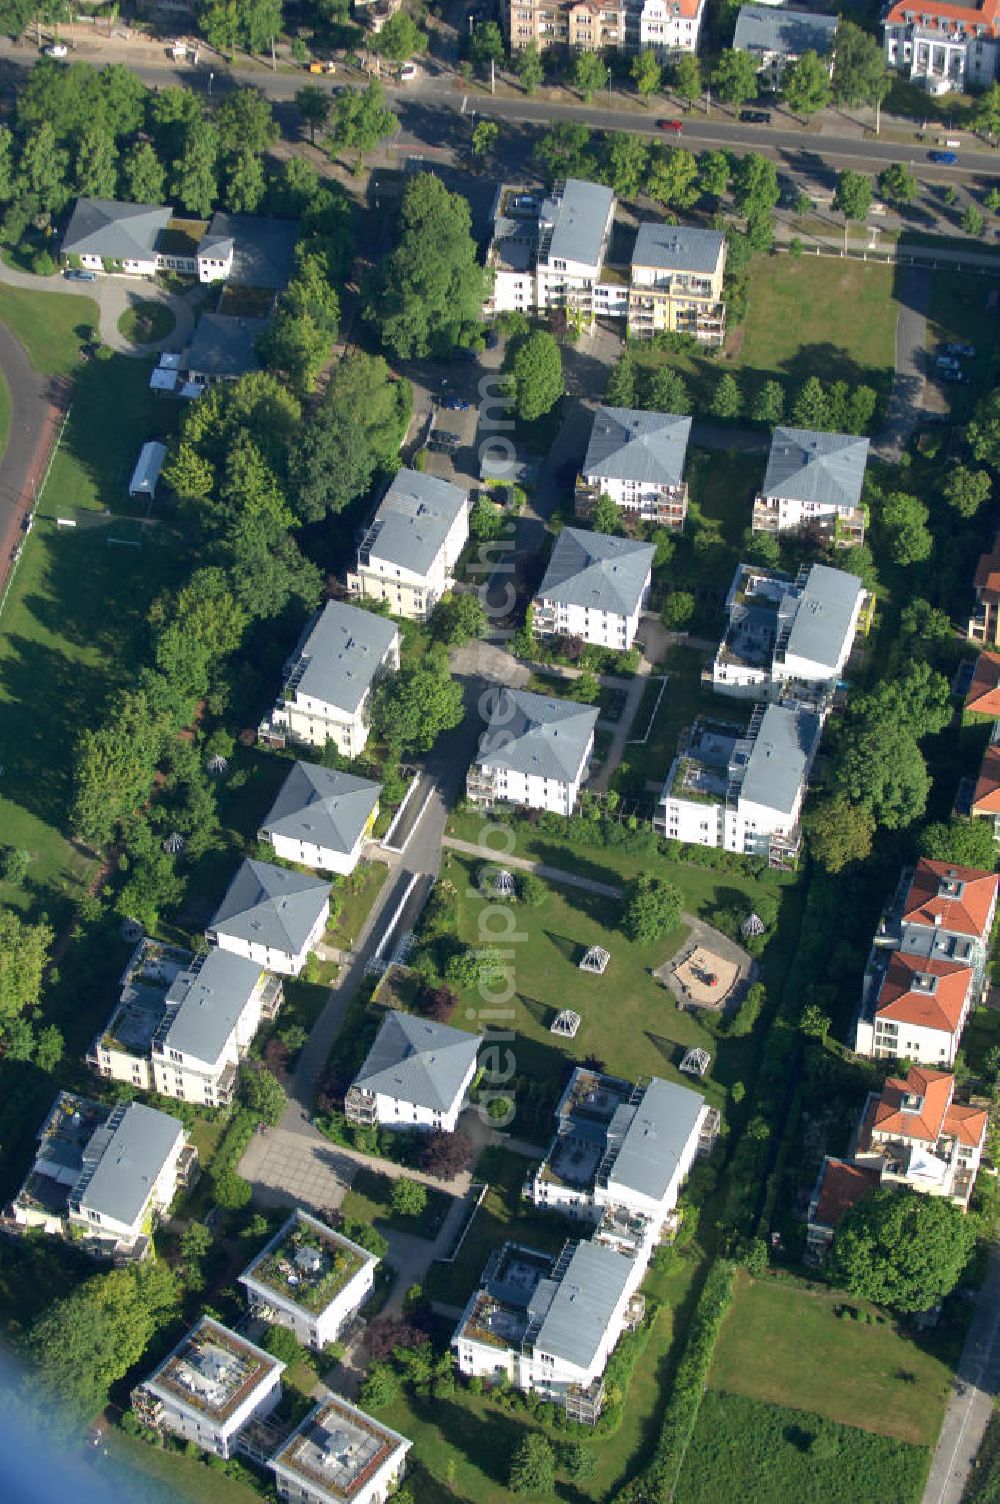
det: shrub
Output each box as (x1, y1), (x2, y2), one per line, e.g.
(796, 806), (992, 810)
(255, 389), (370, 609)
(509, 1433), (556, 1494)
(359, 1361), (398, 1410)
(213, 1169), (252, 1210)
(264, 1324), (304, 1365)
(32, 249), (56, 276)
(391, 1177), (428, 1217)
(515, 872), (547, 907)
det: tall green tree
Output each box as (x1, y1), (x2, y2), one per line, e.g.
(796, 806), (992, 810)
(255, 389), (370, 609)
(19, 120), (69, 212)
(673, 54), (701, 103)
(832, 20), (888, 106)
(368, 172), (485, 359)
(698, 149), (730, 203)
(783, 49), (832, 117)
(710, 372), (741, 419)
(573, 50), (607, 102)
(631, 49), (661, 99)
(975, 81), (1000, 137)
(516, 42), (544, 95)
(646, 366), (691, 415)
(732, 151), (779, 219)
(920, 818), (998, 871)
(791, 375), (829, 429)
(295, 83), (331, 144)
(648, 145), (698, 209)
(470, 19), (505, 66)
(880, 489), (932, 566)
(509, 1434), (556, 1495)
(834, 723), (929, 830)
(369, 651), (464, 754)
(622, 874), (683, 944)
(224, 148), (266, 213)
(806, 795), (875, 872)
(944, 464), (991, 518)
(241, 0), (283, 52)
(70, 688), (171, 850)
(329, 81), (396, 158)
(712, 49), (758, 108)
(171, 118), (218, 218)
(507, 330), (562, 422)
(215, 87), (278, 155)
(75, 125), (118, 199)
(325, 352), (411, 469)
(877, 162), (917, 204)
(606, 353), (638, 408)
(833, 169), (872, 223)
(0, 910), (53, 1027)
(472, 118), (500, 158)
(968, 389), (1000, 469)
(750, 379), (784, 425)
(372, 11), (427, 60)
(829, 1188), (976, 1313)
(605, 132), (649, 200)
(198, 0), (240, 53)
(535, 121), (595, 183)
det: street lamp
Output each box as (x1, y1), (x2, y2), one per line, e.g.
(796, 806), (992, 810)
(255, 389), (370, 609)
(608, 67), (612, 108)
(208, 70), (214, 96)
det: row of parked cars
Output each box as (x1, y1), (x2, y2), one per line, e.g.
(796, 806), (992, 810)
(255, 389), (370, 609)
(935, 341), (976, 384)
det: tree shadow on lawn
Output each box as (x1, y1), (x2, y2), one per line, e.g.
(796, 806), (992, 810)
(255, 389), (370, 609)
(0, 633), (110, 831)
(523, 840), (627, 895)
(773, 342), (894, 401)
(406, 1388), (547, 1492)
(518, 992), (562, 1031)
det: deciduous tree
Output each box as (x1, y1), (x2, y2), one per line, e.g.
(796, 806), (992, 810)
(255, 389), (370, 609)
(834, 723), (929, 830)
(830, 1187), (976, 1312)
(877, 162), (917, 204)
(919, 818), (997, 871)
(944, 463), (991, 518)
(295, 83), (331, 144)
(631, 48), (661, 99)
(507, 329), (562, 422)
(783, 49), (832, 118)
(621, 874), (682, 943)
(880, 489), (932, 566)
(370, 652), (464, 754)
(712, 49), (758, 108)
(0, 909), (52, 1027)
(516, 41), (544, 95)
(673, 54), (701, 103)
(806, 795), (875, 872)
(120, 141), (166, 204)
(648, 144), (699, 209)
(834, 168), (872, 223)
(605, 131), (649, 200)
(372, 12), (427, 61)
(573, 50), (607, 102)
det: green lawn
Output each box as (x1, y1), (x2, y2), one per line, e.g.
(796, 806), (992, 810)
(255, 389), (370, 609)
(616, 643), (740, 792)
(0, 343), (185, 926)
(0, 283), (99, 375)
(674, 1390), (929, 1504)
(924, 271), (1000, 424)
(709, 1273), (953, 1448)
(341, 1167), (453, 1241)
(117, 300), (176, 345)
(443, 850), (726, 1108)
(97, 1431), (260, 1504)
(327, 860), (390, 949)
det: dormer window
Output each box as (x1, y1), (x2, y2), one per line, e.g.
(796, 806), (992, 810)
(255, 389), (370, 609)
(900, 1091), (924, 1113)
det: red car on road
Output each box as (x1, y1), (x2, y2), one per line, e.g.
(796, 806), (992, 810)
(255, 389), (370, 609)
(657, 119), (683, 133)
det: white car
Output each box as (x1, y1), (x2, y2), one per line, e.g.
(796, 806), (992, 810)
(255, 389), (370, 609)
(399, 62), (417, 81)
(44, 43), (68, 57)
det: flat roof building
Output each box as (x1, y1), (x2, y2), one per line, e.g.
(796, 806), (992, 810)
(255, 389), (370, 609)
(240, 1209), (379, 1351)
(269, 1392), (411, 1504)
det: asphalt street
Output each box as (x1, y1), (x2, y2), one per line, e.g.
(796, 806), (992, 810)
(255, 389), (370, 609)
(923, 1247), (1000, 1504)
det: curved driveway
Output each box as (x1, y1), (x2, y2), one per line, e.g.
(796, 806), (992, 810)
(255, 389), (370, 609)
(0, 255), (197, 355)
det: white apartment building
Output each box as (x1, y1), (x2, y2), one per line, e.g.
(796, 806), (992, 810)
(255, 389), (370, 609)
(526, 1070), (710, 1243)
(452, 1238), (644, 1418)
(485, 180), (623, 327)
(627, 224), (727, 345)
(732, 4), (838, 86)
(346, 1010), (480, 1134)
(579, 406), (693, 529)
(261, 601), (401, 759)
(883, 0), (1000, 92)
(207, 859), (332, 977)
(711, 562), (866, 702)
(347, 469), (469, 621)
(61, 201), (298, 286)
(533, 527), (654, 650)
(259, 761), (382, 877)
(11, 1093), (196, 1260)
(854, 858), (998, 1065)
(240, 1209), (378, 1351)
(467, 687), (598, 815)
(88, 941), (283, 1108)
(269, 1393), (411, 1504)
(638, 0), (707, 56)
(132, 1318), (284, 1459)
(753, 427), (870, 545)
(853, 1066), (988, 1210)
(654, 704), (822, 869)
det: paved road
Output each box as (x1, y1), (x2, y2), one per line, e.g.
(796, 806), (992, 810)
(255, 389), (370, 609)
(923, 1246), (1000, 1504)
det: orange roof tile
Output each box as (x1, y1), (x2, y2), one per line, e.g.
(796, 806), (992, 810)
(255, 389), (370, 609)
(972, 744), (1000, 815)
(967, 651), (1000, 718)
(943, 1102), (988, 1148)
(974, 536), (1000, 597)
(903, 857), (998, 939)
(812, 1158), (879, 1230)
(875, 952), (974, 1034)
(886, 0), (1000, 32)
(872, 1068), (953, 1141)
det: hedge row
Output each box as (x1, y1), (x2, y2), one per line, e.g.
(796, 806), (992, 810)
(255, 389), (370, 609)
(616, 1260), (735, 1503)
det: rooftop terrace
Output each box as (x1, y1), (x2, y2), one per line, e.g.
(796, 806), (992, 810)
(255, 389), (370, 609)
(273, 1394), (408, 1501)
(151, 1321), (280, 1423)
(244, 1211), (371, 1314)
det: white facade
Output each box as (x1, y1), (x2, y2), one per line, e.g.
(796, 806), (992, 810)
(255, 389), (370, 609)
(240, 1212), (378, 1351)
(535, 592), (647, 650)
(854, 1001), (972, 1068)
(267, 608), (401, 760)
(348, 473), (470, 622)
(269, 1395), (411, 1504)
(210, 902), (329, 977)
(133, 1319), (284, 1460)
(266, 823), (374, 877)
(477, 757), (593, 817)
(352, 1054), (478, 1135)
(884, 18), (999, 91)
(585, 471), (686, 522)
(639, 0), (706, 56)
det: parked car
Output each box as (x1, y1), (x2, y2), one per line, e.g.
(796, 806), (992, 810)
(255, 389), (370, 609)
(399, 62), (418, 82)
(441, 395), (471, 411)
(452, 346), (478, 362)
(44, 42), (68, 57)
(740, 109), (772, 124)
(929, 150), (958, 164)
(939, 368), (968, 384)
(935, 355), (961, 372)
(657, 119), (683, 133)
(485, 326), (499, 349)
(64, 268), (97, 282)
(945, 341), (976, 357)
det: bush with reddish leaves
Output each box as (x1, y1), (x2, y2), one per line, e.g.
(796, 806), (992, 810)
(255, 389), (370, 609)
(422, 985), (458, 1023)
(422, 1129), (472, 1180)
(363, 1316), (428, 1362)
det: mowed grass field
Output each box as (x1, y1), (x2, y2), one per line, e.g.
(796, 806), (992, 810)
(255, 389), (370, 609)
(708, 1273), (953, 1447)
(674, 1390), (929, 1504)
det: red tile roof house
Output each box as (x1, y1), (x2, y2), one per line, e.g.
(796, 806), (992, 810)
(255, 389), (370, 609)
(966, 650), (1000, 720)
(968, 534), (1000, 648)
(806, 1157), (879, 1256)
(854, 859), (999, 1066)
(853, 1066), (988, 1211)
(882, 0), (1000, 94)
(971, 730), (1000, 838)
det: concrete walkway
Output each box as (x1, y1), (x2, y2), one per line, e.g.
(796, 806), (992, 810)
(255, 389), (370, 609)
(922, 1245), (1000, 1504)
(0, 255), (199, 356)
(441, 837), (624, 900)
(875, 264), (932, 463)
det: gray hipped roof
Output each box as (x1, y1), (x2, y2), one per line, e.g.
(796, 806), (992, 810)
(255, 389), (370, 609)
(353, 1010), (480, 1112)
(536, 527), (655, 617)
(367, 469), (468, 576)
(740, 703), (821, 816)
(183, 313), (266, 380)
(261, 761), (382, 857)
(631, 223), (726, 274)
(209, 859), (331, 956)
(201, 211), (299, 289)
(477, 689), (598, 783)
(762, 427), (869, 510)
(290, 601), (399, 715)
(784, 563), (863, 670)
(160, 949), (265, 1068)
(733, 4), (838, 57)
(605, 1077), (705, 1202)
(534, 1241), (634, 1370)
(583, 406), (692, 488)
(62, 197), (173, 262)
(77, 1102), (184, 1227)
(541, 178), (614, 268)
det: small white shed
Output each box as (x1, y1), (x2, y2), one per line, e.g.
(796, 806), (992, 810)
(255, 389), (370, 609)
(129, 441), (168, 499)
